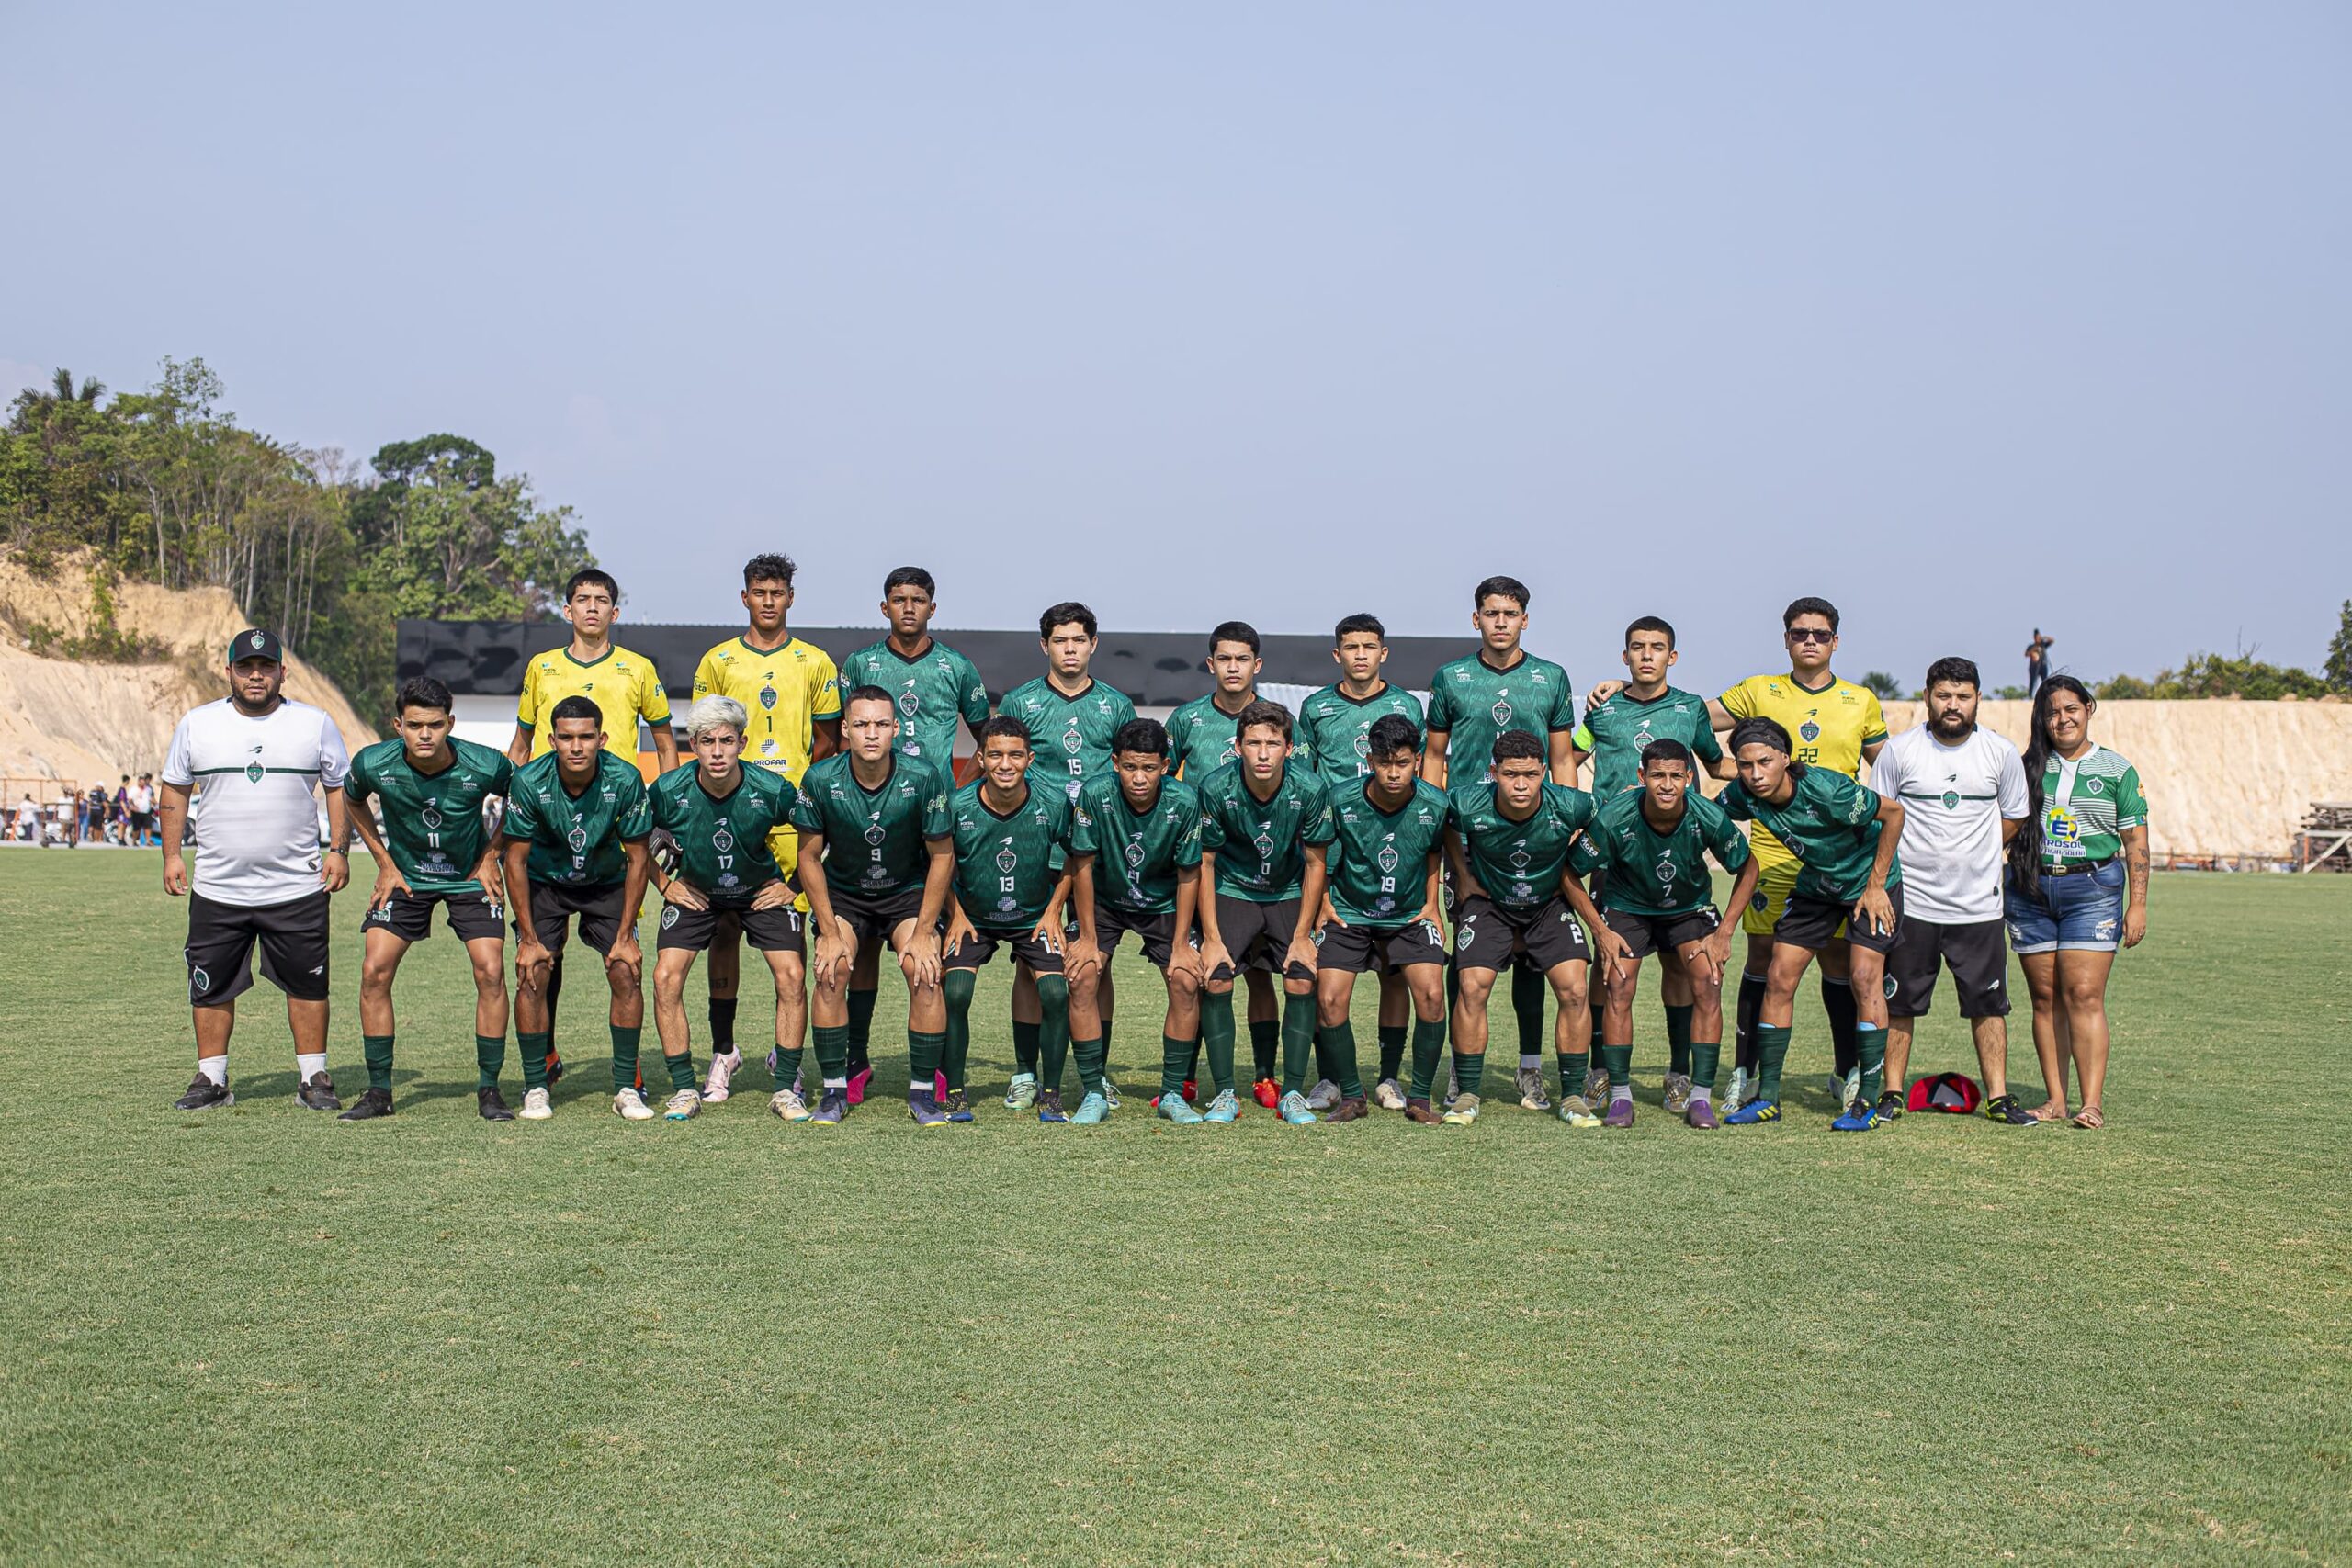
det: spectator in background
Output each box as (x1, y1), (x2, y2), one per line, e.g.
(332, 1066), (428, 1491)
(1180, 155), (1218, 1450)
(14, 793), (38, 842)
(130, 773), (158, 845)
(2025, 629), (2054, 696)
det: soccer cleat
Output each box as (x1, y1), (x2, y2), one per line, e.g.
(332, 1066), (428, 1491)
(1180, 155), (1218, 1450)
(1441, 1092), (1481, 1126)
(664, 1088), (702, 1122)
(1834, 1068), (1860, 1111)
(1252, 1077), (1281, 1110)
(1984, 1093), (2039, 1126)
(1404, 1097), (1443, 1125)
(1182, 1077), (1198, 1104)
(1071, 1091), (1111, 1125)
(1157, 1091), (1204, 1124)
(1661, 1072), (1694, 1115)
(1515, 1066), (1552, 1111)
(908, 1091), (948, 1128)
(1101, 1076), (1121, 1111)
(614, 1087), (657, 1121)
(846, 1066), (874, 1106)
(519, 1086), (554, 1121)
(175, 1075), (233, 1111)
(1202, 1089), (1241, 1123)
(1685, 1097), (1719, 1130)
(1278, 1089), (1318, 1125)
(1374, 1077), (1407, 1111)
(1831, 1100), (1883, 1132)
(1873, 1090), (1905, 1122)
(1724, 1066), (1751, 1111)
(1583, 1066), (1609, 1103)
(1604, 1097), (1635, 1130)
(1036, 1089), (1069, 1124)
(1004, 1073), (1038, 1111)
(943, 1089), (976, 1123)
(769, 1087), (812, 1122)
(1325, 1095), (1369, 1123)
(1555, 1094), (1600, 1128)
(811, 1088), (848, 1125)
(703, 1047), (742, 1103)
(1306, 1078), (1341, 1111)
(1724, 1098), (1781, 1125)
(337, 1087), (394, 1122)
(478, 1086), (516, 1122)
(297, 1071), (343, 1111)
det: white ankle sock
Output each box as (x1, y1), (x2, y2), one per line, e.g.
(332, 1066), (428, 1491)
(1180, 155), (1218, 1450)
(296, 1052), (327, 1080)
(198, 1056), (228, 1086)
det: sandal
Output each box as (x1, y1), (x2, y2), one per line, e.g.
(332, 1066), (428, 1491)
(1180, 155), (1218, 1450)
(2070, 1103), (2104, 1130)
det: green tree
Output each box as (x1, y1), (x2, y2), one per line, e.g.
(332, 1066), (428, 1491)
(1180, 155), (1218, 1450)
(1859, 670), (1904, 700)
(2325, 601), (2352, 694)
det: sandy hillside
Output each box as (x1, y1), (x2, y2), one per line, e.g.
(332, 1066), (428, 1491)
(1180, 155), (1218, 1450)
(0, 555), (376, 787)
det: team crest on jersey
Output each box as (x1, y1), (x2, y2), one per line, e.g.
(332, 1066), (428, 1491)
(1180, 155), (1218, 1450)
(1062, 730), (1083, 753)
(1508, 847), (1530, 870)
(759, 685), (778, 711)
(422, 807), (443, 829)
(1352, 733), (1370, 757)
(713, 826), (736, 853)
(1491, 699), (1513, 728)
(1799, 720), (1821, 742)
(996, 845), (1018, 873)
(245, 744), (265, 784)
(567, 827), (588, 853)
(2086, 777), (2105, 795)
(1634, 726), (1654, 749)
(1253, 830), (1274, 858)
(1376, 842), (1400, 874)
(1125, 840), (1145, 868)
(899, 685), (920, 716)
(1942, 790), (1960, 809)
(865, 822), (887, 846)
(1657, 855), (1679, 885)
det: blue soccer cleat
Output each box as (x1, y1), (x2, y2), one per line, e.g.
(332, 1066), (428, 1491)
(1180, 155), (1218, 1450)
(908, 1091), (948, 1128)
(1071, 1091), (1110, 1125)
(1201, 1089), (1240, 1123)
(1724, 1098), (1781, 1125)
(1157, 1091), (1204, 1124)
(1036, 1089), (1069, 1124)
(942, 1088), (975, 1123)
(1279, 1089), (1318, 1126)
(1831, 1100), (1884, 1132)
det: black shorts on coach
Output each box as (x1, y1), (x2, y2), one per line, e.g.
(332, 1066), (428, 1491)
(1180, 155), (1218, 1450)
(943, 923), (1065, 974)
(1884, 916), (2010, 1019)
(1777, 883), (1905, 955)
(1316, 917), (1447, 974)
(186, 890), (331, 1007)
(658, 899), (805, 953)
(1208, 894), (1312, 983)
(520, 879), (630, 957)
(365, 886), (503, 944)
(1453, 893), (1589, 975)
(1601, 905), (1723, 961)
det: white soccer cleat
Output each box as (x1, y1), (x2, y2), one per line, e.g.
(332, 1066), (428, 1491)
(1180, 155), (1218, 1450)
(1306, 1078), (1341, 1111)
(518, 1086), (554, 1121)
(1515, 1065), (1552, 1111)
(704, 1047), (742, 1103)
(613, 1087), (656, 1121)
(1834, 1067), (1860, 1111)
(771, 1087), (812, 1122)
(1373, 1077), (1407, 1111)
(1724, 1066), (1751, 1111)
(664, 1088), (702, 1122)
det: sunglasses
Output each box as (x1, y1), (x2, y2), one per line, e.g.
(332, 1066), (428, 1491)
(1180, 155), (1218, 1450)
(1785, 627), (1836, 645)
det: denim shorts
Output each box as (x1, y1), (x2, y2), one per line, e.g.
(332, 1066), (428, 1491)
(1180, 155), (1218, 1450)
(2005, 860), (2125, 954)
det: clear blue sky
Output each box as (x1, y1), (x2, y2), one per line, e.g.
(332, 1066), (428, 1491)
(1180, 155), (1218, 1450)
(6, 3), (2346, 696)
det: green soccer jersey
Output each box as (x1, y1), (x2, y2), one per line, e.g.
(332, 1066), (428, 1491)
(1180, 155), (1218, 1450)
(1164, 692), (1296, 781)
(346, 736), (513, 894)
(838, 637), (992, 769)
(1568, 787), (1751, 917)
(1196, 761), (1335, 903)
(999, 677), (1139, 804)
(1325, 778), (1452, 925)
(1425, 649), (1577, 787)
(790, 752), (953, 903)
(1295, 682), (1426, 789)
(1573, 685), (1723, 799)
(1070, 773), (1203, 916)
(650, 763), (797, 907)
(946, 778), (1079, 930)
(1451, 781), (1598, 914)
(1720, 766), (1902, 903)
(2035, 744), (2148, 867)
(503, 750), (653, 887)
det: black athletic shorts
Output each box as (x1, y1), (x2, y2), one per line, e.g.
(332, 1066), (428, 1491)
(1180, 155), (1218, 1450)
(944, 921), (1064, 974)
(365, 886), (504, 944)
(1884, 916), (2010, 1019)
(186, 890), (330, 1007)
(831, 886), (930, 950)
(1602, 905), (1723, 962)
(658, 899), (804, 954)
(521, 879), (629, 958)
(1208, 894), (1311, 983)
(1316, 916), (1447, 974)
(1453, 894), (1589, 975)
(1777, 883), (1904, 955)
(1077, 903), (1187, 968)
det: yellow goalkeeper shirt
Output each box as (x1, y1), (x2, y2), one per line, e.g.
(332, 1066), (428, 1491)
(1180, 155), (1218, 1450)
(1718, 671), (1888, 869)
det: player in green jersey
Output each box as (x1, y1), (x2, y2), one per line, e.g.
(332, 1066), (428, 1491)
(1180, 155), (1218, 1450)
(1310, 714), (1450, 1124)
(1568, 616), (1728, 1114)
(1068, 720), (1212, 1122)
(794, 686), (956, 1125)
(1717, 716), (1906, 1129)
(339, 677), (516, 1122)
(499, 696), (655, 1122)
(996, 603), (1136, 1106)
(647, 696), (806, 1122)
(1422, 575), (1579, 1111)
(941, 716), (1091, 1122)
(1564, 740), (1759, 1129)
(1442, 729), (1600, 1126)
(1196, 701), (1335, 1126)
(1296, 613), (1427, 1108)
(832, 567), (991, 1101)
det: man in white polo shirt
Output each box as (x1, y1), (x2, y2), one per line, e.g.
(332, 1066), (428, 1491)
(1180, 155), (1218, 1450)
(1868, 656), (2036, 1125)
(160, 629), (354, 1111)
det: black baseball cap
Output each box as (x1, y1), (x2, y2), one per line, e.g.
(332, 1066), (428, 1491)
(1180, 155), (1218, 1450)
(228, 628), (284, 664)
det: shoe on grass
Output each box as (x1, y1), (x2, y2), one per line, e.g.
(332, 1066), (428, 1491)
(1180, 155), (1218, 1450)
(1003, 1072), (1039, 1110)
(175, 1075), (233, 1111)
(1661, 1071), (1693, 1114)
(908, 1090), (948, 1128)
(1036, 1089), (1068, 1124)
(769, 1087), (811, 1122)
(1724, 1098), (1781, 1125)
(663, 1088), (702, 1122)
(1278, 1089), (1318, 1125)
(1684, 1097), (1719, 1130)
(703, 1047), (741, 1103)
(1306, 1078), (1341, 1111)
(1158, 1091), (1204, 1124)
(519, 1086), (554, 1121)
(1202, 1089), (1241, 1123)
(297, 1071), (342, 1111)
(811, 1088), (848, 1124)
(1603, 1096), (1634, 1129)
(1325, 1095), (1368, 1123)
(477, 1086), (515, 1122)
(943, 1089), (976, 1123)
(1515, 1065), (1551, 1111)
(1374, 1077), (1406, 1111)
(1983, 1093), (2038, 1126)
(1252, 1077), (1281, 1110)
(1442, 1092), (1481, 1126)
(1404, 1097), (1443, 1125)
(1071, 1091), (1111, 1125)
(614, 1087), (657, 1122)
(337, 1087), (394, 1122)
(1555, 1094), (1600, 1128)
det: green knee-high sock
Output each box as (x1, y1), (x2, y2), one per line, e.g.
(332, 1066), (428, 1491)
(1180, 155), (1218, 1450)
(708, 997), (737, 1051)
(1184, 1035), (1203, 1082)
(1600, 1043), (1634, 1101)
(1665, 1003), (1694, 1076)
(1558, 1045), (1591, 1100)
(812, 1025), (851, 1088)
(363, 1034), (395, 1093)
(1012, 1020), (1042, 1079)
(1250, 1017), (1279, 1081)
(519, 1030), (552, 1090)
(1512, 964), (1547, 1056)
(1690, 1039), (1723, 1091)
(1408, 1017), (1447, 1099)
(609, 1025), (642, 1093)
(1756, 1023), (1793, 1103)
(1822, 975), (1860, 1080)
(845, 987), (878, 1068)
(1036, 976), (1070, 1095)
(1320, 1022), (1363, 1099)
(475, 1032), (506, 1089)
(1159, 1034), (1192, 1098)
(1377, 1023), (1408, 1083)
(908, 1029), (945, 1091)
(1073, 1033), (1107, 1097)
(1279, 992), (1317, 1094)
(942, 970), (976, 1091)
(1201, 991), (1238, 1093)
(665, 1047), (697, 1092)
(773, 1043), (806, 1093)
(1856, 1021), (1886, 1104)
(1452, 1046), (1485, 1100)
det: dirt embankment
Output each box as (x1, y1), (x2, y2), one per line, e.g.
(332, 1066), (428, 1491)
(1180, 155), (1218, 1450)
(0, 555), (376, 788)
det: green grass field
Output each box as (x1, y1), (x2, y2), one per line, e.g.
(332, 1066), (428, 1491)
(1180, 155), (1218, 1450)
(2, 854), (2346, 1565)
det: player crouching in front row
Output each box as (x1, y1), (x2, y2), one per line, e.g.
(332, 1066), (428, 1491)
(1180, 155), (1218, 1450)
(648, 696), (807, 1122)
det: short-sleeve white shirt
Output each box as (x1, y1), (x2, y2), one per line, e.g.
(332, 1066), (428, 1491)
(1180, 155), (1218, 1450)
(1870, 724), (2029, 923)
(163, 698), (352, 907)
